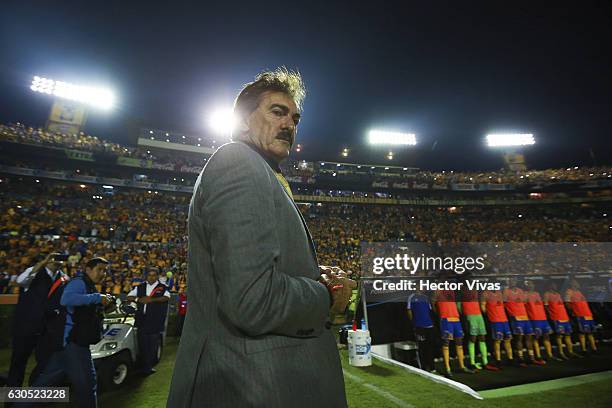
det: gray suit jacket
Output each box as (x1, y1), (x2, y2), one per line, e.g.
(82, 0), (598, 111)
(167, 141), (347, 407)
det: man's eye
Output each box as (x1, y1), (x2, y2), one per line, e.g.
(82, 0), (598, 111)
(272, 110), (283, 116)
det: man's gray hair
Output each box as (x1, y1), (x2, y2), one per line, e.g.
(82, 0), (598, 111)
(233, 67), (306, 126)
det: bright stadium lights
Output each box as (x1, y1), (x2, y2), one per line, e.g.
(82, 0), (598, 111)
(296, 144), (302, 152)
(341, 147), (349, 157)
(368, 130), (416, 146)
(486, 133), (535, 147)
(387, 151), (394, 160)
(30, 76), (115, 109)
(209, 108), (236, 136)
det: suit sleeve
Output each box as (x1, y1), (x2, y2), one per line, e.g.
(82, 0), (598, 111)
(201, 143), (330, 338)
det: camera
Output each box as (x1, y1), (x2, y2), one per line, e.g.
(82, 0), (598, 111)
(53, 254), (69, 262)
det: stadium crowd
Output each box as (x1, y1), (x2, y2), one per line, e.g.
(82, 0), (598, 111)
(3, 122), (612, 188)
(0, 181), (189, 294)
(1, 177), (609, 295)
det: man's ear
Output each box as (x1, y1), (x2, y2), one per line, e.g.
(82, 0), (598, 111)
(236, 116), (250, 134)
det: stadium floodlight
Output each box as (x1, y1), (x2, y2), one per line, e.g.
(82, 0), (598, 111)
(30, 76), (115, 109)
(209, 108), (236, 136)
(486, 133), (535, 147)
(368, 130), (416, 146)
(341, 147), (349, 157)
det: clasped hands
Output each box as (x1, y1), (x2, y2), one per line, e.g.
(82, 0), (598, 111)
(318, 266), (357, 314)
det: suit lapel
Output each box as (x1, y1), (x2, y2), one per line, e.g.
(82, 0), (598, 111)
(272, 169), (318, 263)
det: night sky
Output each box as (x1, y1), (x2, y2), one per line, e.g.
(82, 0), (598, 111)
(1, 1), (611, 171)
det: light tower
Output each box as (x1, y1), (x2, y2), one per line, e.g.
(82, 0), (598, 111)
(30, 75), (116, 135)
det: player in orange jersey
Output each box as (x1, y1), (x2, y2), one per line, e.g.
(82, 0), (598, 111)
(544, 282), (578, 359)
(524, 280), (558, 361)
(504, 280), (544, 366)
(481, 289), (514, 368)
(565, 279), (598, 354)
(434, 289), (473, 377)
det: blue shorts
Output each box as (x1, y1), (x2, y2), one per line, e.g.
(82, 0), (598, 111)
(576, 317), (596, 333)
(440, 318), (464, 340)
(509, 317), (534, 335)
(531, 320), (553, 336)
(490, 321), (512, 340)
(552, 320), (572, 335)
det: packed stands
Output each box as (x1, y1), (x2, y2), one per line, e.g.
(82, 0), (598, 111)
(2, 122), (611, 190)
(1, 176), (609, 294)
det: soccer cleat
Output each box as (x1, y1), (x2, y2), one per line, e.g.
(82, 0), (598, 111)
(512, 359), (528, 368)
(444, 369), (454, 379)
(461, 367), (475, 374)
(531, 359), (546, 366)
(550, 356), (564, 362)
(484, 363), (500, 371)
(569, 352), (584, 358)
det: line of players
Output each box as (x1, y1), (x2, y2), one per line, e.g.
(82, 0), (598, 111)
(407, 278), (599, 378)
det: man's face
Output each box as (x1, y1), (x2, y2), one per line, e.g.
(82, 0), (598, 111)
(47, 261), (61, 273)
(242, 91), (301, 163)
(147, 271), (159, 284)
(89, 264), (108, 283)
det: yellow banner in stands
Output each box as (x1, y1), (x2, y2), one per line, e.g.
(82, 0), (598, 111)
(49, 100), (87, 126)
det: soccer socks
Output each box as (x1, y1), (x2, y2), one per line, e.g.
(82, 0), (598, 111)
(544, 339), (553, 358)
(479, 341), (489, 365)
(579, 334), (587, 352)
(587, 334), (597, 351)
(494, 341), (502, 362)
(442, 346), (451, 371)
(556, 336), (566, 357)
(468, 341), (476, 365)
(564, 335), (574, 354)
(528, 349), (535, 361)
(504, 339), (513, 360)
(533, 339), (542, 359)
(514, 338), (524, 360)
(456, 345), (466, 369)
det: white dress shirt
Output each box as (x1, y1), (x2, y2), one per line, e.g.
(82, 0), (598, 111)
(128, 280), (170, 313)
(16, 266), (60, 292)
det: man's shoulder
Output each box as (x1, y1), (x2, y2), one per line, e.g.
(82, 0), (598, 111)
(65, 276), (85, 289)
(207, 141), (264, 169)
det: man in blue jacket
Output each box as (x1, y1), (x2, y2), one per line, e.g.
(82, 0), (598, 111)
(29, 257), (114, 408)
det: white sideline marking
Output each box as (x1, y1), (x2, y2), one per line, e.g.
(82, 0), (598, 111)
(371, 353), (483, 400)
(343, 369), (416, 408)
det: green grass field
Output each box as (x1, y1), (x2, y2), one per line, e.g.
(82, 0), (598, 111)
(2, 339), (611, 407)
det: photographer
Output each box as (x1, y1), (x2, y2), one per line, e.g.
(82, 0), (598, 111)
(127, 268), (170, 375)
(7, 252), (68, 387)
(27, 257), (114, 408)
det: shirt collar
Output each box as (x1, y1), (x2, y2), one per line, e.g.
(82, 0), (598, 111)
(46, 267), (60, 279)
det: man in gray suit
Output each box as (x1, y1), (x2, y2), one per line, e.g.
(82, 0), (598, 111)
(167, 68), (355, 407)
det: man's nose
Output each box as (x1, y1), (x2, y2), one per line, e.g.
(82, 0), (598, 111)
(281, 118), (295, 132)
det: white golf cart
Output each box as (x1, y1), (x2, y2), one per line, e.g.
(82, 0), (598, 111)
(91, 300), (165, 391)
